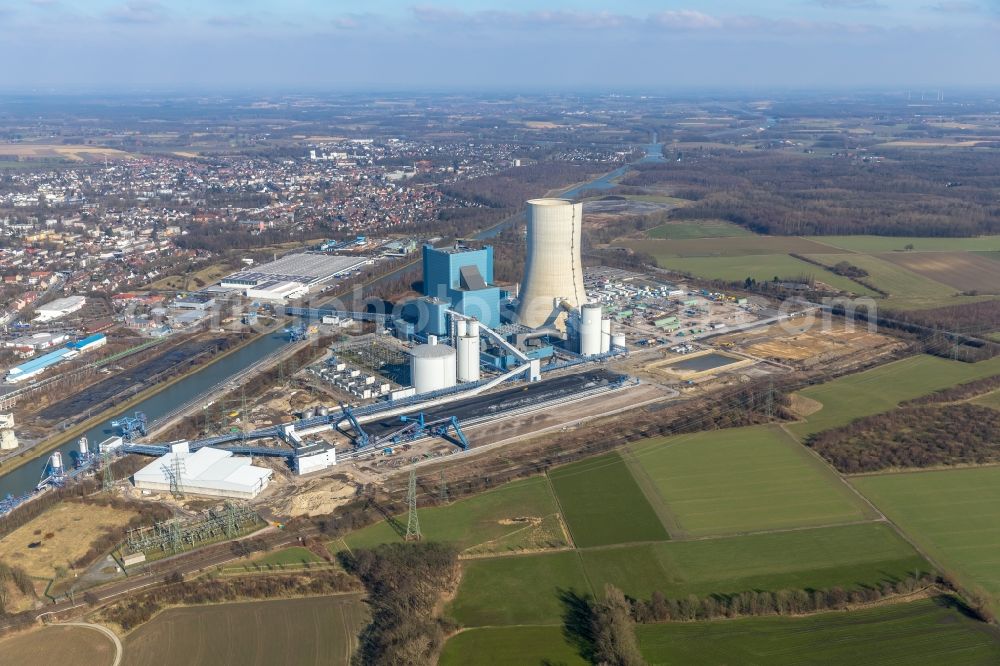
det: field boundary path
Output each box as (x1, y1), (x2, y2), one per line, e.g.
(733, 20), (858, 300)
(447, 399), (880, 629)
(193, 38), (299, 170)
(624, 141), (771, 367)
(778, 422), (958, 598)
(620, 447), (687, 539)
(60, 621), (122, 666)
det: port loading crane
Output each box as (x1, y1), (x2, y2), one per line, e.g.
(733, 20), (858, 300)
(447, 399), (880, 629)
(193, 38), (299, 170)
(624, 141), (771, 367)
(111, 411), (147, 441)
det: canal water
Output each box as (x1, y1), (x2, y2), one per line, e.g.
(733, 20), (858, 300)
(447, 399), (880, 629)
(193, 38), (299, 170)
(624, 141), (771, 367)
(0, 332), (289, 498)
(670, 353), (741, 372)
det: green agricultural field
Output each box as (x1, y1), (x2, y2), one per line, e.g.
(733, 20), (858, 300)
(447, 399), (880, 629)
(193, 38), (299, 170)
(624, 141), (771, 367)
(580, 522), (925, 601)
(649, 254), (878, 296)
(628, 425), (871, 537)
(788, 355), (1000, 438)
(853, 466), (1000, 610)
(439, 626), (587, 666)
(549, 452), (669, 547)
(338, 476), (566, 555)
(807, 235), (1000, 253)
(805, 253), (958, 308)
(636, 598), (1000, 665)
(647, 219), (753, 239)
(448, 551), (592, 627)
(622, 236), (840, 258)
(122, 595), (367, 666)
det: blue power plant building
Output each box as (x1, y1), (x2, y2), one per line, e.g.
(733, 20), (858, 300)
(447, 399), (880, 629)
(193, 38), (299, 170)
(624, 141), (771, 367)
(405, 244), (501, 336)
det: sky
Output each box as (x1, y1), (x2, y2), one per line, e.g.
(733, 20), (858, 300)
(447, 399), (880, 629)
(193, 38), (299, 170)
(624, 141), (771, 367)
(0, 0), (997, 91)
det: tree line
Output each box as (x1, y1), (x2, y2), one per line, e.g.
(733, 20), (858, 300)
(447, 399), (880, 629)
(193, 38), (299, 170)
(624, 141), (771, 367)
(628, 574), (950, 625)
(0, 562), (35, 616)
(98, 568), (359, 631)
(339, 542), (460, 666)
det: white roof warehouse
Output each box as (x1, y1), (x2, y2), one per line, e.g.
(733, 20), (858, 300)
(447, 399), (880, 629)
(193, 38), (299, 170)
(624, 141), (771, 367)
(133, 444), (273, 499)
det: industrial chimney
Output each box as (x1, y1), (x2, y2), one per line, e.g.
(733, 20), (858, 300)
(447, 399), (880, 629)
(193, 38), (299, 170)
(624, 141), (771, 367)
(516, 198), (587, 328)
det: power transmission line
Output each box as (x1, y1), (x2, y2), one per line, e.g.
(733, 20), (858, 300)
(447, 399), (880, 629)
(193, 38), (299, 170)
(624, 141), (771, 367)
(405, 466), (421, 541)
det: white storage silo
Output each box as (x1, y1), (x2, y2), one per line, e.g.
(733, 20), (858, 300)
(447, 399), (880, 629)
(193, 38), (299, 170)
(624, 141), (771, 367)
(457, 320), (481, 383)
(517, 199), (587, 328)
(611, 332), (626, 349)
(78, 436), (89, 456)
(410, 343), (457, 394)
(600, 318), (611, 354)
(579, 303), (603, 356)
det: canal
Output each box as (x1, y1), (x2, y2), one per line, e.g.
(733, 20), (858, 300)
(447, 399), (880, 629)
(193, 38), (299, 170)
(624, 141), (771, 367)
(0, 332), (289, 498)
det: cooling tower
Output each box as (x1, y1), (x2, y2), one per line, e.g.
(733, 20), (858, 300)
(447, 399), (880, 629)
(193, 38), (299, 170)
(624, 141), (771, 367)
(516, 198), (587, 328)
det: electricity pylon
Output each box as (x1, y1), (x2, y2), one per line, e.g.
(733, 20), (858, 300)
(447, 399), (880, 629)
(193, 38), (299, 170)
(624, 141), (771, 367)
(405, 467), (421, 541)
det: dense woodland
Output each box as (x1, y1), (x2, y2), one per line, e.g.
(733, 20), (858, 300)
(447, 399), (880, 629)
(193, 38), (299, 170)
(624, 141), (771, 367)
(889, 300), (1000, 337)
(622, 150), (1000, 237)
(807, 403), (1000, 473)
(339, 542), (459, 666)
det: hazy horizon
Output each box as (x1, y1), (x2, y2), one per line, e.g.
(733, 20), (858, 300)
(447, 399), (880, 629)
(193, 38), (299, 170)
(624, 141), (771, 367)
(0, 1), (997, 91)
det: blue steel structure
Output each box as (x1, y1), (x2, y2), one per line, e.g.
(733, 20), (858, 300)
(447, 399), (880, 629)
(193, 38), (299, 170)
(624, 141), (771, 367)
(419, 244), (501, 329)
(111, 411), (147, 441)
(335, 405), (370, 449)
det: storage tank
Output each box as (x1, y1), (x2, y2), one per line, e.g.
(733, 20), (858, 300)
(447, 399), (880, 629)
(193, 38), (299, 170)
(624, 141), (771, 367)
(457, 320), (481, 382)
(78, 436), (89, 456)
(410, 343), (457, 394)
(579, 303), (603, 356)
(600, 318), (612, 354)
(517, 199), (587, 328)
(611, 333), (626, 349)
(50, 451), (63, 474)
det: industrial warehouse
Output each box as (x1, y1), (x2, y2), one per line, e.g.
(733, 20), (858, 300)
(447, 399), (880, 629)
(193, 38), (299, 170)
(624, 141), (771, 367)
(219, 251), (370, 301)
(133, 443), (273, 499)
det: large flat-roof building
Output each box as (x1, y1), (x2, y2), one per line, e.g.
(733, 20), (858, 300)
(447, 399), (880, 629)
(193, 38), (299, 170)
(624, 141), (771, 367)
(34, 295), (86, 322)
(220, 252), (369, 301)
(133, 444), (273, 499)
(420, 244), (500, 330)
(5, 347), (76, 384)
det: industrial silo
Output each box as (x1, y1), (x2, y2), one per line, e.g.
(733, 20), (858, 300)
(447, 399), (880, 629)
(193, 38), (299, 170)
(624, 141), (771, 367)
(456, 319), (481, 382)
(600, 318), (612, 354)
(516, 198), (587, 328)
(579, 303), (603, 356)
(410, 342), (457, 394)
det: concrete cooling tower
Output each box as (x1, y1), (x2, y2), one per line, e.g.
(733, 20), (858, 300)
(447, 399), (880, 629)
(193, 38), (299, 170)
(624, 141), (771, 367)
(516, 198), (587, 328)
